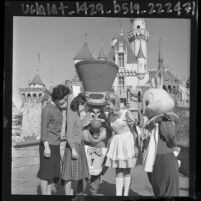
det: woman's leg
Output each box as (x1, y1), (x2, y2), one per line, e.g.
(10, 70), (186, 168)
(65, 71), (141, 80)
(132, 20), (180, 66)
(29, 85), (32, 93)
(47, 180), (53, 195)
(123, 168), (131, 196)
(64, 180), (72, 195)
(40, 179), (48, 195)
(116, 168), (124, 196)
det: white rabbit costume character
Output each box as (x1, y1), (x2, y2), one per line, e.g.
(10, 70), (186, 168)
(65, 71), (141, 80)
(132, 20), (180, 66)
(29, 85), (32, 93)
(142, 69), (180, 196)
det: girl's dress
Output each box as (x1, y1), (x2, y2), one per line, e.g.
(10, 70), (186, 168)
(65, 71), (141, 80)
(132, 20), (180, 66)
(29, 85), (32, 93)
(105, 109), (137, 168)
(61, 109), (90, 183)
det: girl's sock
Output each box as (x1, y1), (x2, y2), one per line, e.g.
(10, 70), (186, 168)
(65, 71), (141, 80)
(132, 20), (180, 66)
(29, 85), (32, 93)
(116, 177), (124, 196)
(123, 176), (131, 196)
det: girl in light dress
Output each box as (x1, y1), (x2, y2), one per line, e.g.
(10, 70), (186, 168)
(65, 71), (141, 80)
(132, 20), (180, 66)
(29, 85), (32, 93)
(105, 92), (138, 196)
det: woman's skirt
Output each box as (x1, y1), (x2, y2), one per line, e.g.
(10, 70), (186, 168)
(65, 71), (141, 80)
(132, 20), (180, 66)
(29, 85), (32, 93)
(147, 153), (179, 196)
(61, 141), (90, 182)
(105, 131), (137, 168)
(37, 142), (60, 181)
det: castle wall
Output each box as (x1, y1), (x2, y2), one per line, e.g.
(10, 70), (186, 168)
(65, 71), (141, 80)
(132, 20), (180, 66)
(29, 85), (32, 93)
(21, 102), (42, 138)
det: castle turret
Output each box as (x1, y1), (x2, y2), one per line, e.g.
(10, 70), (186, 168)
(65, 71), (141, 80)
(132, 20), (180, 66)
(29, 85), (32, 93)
(19, 70), (46, 139)
(29, 71), (45, 88)
(97, 41), (107, 60)
(128, 18), (149, 68)
(73, 34), (94, 64)
(158, 37), (164, 70)
(136, 42), (146, 80)
(20, 71), (46, 103)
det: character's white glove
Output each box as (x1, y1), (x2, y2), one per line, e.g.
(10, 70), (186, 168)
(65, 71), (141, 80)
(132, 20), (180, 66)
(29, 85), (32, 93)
(90, 167), (103, 176)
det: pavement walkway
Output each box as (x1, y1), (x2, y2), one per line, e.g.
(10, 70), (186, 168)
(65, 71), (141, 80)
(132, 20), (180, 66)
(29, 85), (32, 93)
(12, 164), (189, 196)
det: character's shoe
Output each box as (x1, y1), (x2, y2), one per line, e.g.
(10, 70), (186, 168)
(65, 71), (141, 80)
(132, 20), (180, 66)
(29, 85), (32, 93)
(77, 192), (87, 196)
(91, 192), (104, 196)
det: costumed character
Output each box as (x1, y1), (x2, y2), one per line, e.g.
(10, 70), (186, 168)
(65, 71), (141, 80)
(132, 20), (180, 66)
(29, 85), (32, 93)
(75, 59), (118, 195)
(142, 69), (181, 196)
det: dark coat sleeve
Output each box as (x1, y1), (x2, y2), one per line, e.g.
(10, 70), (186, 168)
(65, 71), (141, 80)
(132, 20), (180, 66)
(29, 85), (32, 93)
(159, 120), (177, 148)
(41, 106), (50, 142)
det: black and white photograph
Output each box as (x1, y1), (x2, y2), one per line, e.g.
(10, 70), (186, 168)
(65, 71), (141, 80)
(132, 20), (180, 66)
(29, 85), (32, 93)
(4, 0), (198, 199)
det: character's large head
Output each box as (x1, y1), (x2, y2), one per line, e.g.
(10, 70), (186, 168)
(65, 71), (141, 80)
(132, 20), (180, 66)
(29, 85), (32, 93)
(142, 69), (175, 119)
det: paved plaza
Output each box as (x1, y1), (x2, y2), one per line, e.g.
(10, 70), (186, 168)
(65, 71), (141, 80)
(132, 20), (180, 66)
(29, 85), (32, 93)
(12, 164), (189, 196)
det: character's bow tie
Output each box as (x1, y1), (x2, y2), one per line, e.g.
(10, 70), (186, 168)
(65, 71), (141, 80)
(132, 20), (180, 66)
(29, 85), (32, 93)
(87, 148), (102, 157)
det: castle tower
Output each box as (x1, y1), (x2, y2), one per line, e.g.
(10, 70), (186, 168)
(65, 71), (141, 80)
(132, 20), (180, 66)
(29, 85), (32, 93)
(19, 52), (48, 139)
(97, 40), (107, 60)
(136, 41), (146, 80)
(20, 71), (46, 103)
(157, 38), (168, 81)
(73, 34), (94, 64)
(19, 70), (46, 139)
(158, 37), (164, 70)
(128, 18), (149, 69)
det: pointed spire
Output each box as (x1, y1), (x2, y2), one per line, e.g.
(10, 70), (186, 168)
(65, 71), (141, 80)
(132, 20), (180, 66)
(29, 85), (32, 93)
(37, 52), (40, 73)
(49, 67), (54, 92)
(98, 39), (106, 60)
(130, 18), (134, 24)
(29, 72), (45, 87)
(118, 19), (124, 36)
(186, 77), (190, 88)
(137, 41), (145, 59)
(74, 34), (94, 60)
(158, 37), (164, 70)
(29, 74), (45, 86)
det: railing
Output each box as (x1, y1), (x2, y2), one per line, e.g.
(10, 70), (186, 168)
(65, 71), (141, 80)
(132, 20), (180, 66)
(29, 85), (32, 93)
(13, 137), (67, 148)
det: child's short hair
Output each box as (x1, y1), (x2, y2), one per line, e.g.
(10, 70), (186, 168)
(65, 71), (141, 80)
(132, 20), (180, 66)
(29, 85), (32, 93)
(51, 85), (71, 102)
(70, 93), (86, 112)
(105, 92), (121, 111)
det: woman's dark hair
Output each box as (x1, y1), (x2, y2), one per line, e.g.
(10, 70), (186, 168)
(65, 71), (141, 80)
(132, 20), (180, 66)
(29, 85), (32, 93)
(51, 85), (71, 102)
(70, 93), (86, 112)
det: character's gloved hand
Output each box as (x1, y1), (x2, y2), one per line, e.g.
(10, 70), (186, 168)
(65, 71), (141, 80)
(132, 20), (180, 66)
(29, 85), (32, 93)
(134, 146), (139, 157)
(90, 167), (103, 176)
(72, 147), (79, 159)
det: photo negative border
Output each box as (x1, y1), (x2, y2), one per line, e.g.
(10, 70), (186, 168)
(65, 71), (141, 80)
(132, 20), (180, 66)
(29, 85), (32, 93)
(3, 0), (199, 201)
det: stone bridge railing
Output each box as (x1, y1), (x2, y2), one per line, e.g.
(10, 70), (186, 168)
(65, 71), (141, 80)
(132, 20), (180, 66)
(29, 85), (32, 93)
(12, 138), (66, 171)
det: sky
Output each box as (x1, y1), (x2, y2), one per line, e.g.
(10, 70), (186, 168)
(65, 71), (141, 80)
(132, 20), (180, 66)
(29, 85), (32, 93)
(12, 17), (190, 108)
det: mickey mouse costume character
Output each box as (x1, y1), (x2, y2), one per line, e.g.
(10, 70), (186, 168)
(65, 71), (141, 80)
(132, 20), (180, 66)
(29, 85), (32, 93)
(142, 69), (180, 196)
(75, 59), (118, 195)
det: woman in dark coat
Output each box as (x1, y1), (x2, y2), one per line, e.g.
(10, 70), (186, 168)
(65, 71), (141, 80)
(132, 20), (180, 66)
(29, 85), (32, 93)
(37, 85), (71, 195)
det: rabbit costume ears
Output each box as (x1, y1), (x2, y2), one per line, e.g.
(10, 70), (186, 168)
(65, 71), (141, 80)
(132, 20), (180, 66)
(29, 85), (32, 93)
(142, 69), (175, 119)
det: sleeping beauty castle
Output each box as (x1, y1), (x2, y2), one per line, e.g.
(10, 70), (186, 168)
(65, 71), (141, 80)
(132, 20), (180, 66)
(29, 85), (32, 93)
(13, 18), (189, 140)
(68, 18), (189, 110)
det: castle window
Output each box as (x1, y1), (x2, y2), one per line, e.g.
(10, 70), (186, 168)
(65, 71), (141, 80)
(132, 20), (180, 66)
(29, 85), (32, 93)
(118, 76), (125, 93)
(163, 85), (167, 91)
(118, 53), (124, 67)
(33, 94), (37, 102)
(39, 93), (42, 102)
(27, 93), (31, 102)
(138, 91), (141, 102)
(137, 25), (140, 29)
(168, 85), (172, 93)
